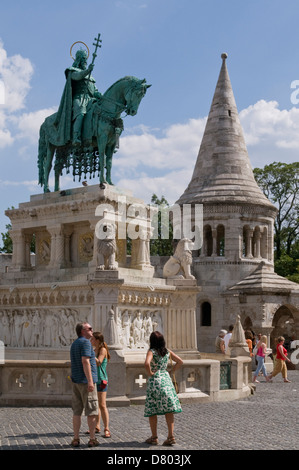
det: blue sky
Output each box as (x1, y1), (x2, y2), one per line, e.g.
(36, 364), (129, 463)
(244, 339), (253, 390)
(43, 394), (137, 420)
(0, 0), (299, 237)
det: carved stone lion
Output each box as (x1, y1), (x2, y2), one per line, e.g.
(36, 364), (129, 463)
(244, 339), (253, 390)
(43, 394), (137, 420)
(96, 222), (118, 270)
(163, 238), (195, 280)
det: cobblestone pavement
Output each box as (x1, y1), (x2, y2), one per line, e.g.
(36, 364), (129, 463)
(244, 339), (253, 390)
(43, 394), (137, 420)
(0, 371), (298, 453)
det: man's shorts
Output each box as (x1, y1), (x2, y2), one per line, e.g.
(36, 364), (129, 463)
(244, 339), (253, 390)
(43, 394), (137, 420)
(72, 383), (99, 416)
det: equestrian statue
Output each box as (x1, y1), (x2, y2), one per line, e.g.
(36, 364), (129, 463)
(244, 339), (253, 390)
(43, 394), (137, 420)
(38, 34), (151, 192)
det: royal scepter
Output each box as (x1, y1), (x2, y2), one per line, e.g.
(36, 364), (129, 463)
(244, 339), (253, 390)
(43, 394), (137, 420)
(89, 33), (102, 76)
(82, 33), (102, 103)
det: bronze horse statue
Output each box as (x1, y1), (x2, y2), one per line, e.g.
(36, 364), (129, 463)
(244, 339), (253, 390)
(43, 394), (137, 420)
(38, 76), (151, 192)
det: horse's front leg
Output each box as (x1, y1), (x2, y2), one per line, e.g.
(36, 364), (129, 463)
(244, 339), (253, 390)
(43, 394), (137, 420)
(54, 155), (63, 192)
(97, 123), (112, 185)
(105, 143), (115, 185)
(97, 137), (109, 185)
(43, 145), (55, 193)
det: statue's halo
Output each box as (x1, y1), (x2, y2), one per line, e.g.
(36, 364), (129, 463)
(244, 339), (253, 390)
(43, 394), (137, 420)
(70, 41), (90, 61)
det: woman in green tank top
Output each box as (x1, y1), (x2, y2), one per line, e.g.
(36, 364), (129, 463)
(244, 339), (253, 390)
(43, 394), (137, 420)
(91, 332), (111, 438)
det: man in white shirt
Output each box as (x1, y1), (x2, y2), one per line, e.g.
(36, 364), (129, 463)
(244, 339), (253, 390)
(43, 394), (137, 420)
(224, 325), (234, 354)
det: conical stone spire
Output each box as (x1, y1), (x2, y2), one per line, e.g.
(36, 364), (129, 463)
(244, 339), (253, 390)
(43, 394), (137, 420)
(177, 53), (275, 210)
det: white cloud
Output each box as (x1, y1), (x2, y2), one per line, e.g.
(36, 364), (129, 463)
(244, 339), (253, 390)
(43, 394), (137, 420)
(0, 35), (298, 209)
(15, 107), (57, 144)
(0, 127), (13, 148)
(0, 40), (36, 153)
(116, 168), (193, 205)
(0, 40), (33, 113)
(112, 99), (299, 202)
(240, 99), (299, 149)
(115, 117), (206, 173)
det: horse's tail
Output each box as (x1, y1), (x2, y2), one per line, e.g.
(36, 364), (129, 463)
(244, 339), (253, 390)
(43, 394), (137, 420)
(38, 122), (47, 187)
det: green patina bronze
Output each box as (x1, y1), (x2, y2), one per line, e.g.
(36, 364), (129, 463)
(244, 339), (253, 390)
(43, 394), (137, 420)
(38, 34), (151, 192)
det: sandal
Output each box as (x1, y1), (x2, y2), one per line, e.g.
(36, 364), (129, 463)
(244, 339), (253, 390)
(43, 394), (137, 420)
(163, 436), (176, 446)
(104, 428), (111, 438)
(71, 438), (80, 447)
(145, 436), (158, 445)
(85, 427), (100, 434)
(88, 438), (99, 447)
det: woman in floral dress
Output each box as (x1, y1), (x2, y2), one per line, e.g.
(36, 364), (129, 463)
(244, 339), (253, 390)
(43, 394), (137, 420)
(144, 331), (183, 446)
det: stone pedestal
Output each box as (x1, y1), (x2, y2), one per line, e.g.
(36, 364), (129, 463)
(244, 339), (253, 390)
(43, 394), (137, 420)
(0, 184), (253, 405)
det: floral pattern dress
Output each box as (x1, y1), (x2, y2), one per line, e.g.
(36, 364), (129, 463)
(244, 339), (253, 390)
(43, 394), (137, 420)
(144, 349), (182, 417)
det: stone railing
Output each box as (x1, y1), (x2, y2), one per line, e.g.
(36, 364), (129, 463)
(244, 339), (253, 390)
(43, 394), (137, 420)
(0, 355), (252, 406)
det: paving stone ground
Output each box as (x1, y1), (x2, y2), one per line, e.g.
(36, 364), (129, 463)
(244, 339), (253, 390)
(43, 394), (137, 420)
(0, 370), (298, 455)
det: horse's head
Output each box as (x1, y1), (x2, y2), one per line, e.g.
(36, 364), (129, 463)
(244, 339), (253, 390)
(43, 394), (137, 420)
(124, 78), (151, 116)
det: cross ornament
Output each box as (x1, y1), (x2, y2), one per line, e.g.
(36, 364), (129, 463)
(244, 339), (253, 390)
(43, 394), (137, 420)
(16, 374), (27, 388)
(187, 372), (196, 384)
(135, 374), (147, 388)
(43, 374), (56, 388)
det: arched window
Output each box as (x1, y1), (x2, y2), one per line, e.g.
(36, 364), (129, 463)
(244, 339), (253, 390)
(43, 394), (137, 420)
(201, 302), (211, 326)
(203, 225), (213, 257)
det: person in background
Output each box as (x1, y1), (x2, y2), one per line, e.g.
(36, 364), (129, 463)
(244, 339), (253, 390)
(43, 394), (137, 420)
(224, 325), (234, 354)
(70, 322), (99, 447)
(253, 335), (271, 383)
(245, 330), (254, 356)
(215, 330), (227, 354)
(144, 331), (183, 446)
(91, 331), (111, 438)
(268, 336), (292, 383)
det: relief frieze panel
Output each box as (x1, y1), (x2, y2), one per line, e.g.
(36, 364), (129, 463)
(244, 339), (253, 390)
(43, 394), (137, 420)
(0, 307), (90, 349)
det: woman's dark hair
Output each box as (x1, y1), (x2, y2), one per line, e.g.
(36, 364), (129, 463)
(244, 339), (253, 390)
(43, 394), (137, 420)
(149, 331), (168, 357)
(93, 331), (111, 361)
(245, 330), (253, 340)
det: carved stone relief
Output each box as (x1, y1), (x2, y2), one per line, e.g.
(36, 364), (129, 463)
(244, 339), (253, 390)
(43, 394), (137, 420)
(116, 308), (163, 350)
(38, 237), (51, 265)
(0, 308), (89, 348)
(79, 232), (94, 262)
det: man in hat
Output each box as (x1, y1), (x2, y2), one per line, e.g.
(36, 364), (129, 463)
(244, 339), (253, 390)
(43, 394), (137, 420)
(215, 329), (227, 354)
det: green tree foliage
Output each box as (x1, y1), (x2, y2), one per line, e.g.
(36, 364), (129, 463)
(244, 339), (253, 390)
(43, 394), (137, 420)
(0, 207), (35, 254)
(253, 162), (299, 282)
(149, 194), (174, 256)
(0, 223), (13, 253)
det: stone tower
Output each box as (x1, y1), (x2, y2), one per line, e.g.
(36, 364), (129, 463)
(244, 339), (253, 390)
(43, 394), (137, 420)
(176, 53), (280, 351)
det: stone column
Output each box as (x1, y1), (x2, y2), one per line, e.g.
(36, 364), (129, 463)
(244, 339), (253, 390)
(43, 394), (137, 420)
(10, 229), (26, 270)
(64, 226), (73, 268)
(88, 272), (128, 403)
(268, 223), (274, 263)
(164, 283), (200, 355)
(254, 230), (261, 259)
(24, 234), (33, 269)
(212, 228), (217, 256)
(88, 221), (98, 270)
(130, 227), (153, 272)
(245, 228), (253, 258)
